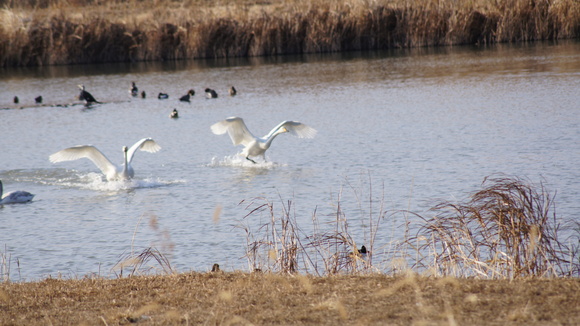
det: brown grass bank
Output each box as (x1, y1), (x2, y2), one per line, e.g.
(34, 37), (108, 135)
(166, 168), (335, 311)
(2, 272), (580, 325)
(1, 0), (579, 66)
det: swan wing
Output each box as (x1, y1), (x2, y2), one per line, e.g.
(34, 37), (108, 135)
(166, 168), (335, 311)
(265, 121), (318, 139)
(127, 138), (161, 164)
(211, 117), (256, 146)
(49, 145), (116, 177)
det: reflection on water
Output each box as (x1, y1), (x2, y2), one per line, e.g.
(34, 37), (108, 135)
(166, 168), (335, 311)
(1, 41), (579, 281)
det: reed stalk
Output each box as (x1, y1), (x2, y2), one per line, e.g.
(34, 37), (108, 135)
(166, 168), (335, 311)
(1, 0), (579, 66)
(239, 174), (578, 278)
(410, 175), (575, 279)
(239, 174), (392, 276)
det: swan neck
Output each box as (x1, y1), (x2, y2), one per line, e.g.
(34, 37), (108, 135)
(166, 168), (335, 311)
(265, 130), (284, 147)
(122, 149), (129, 171)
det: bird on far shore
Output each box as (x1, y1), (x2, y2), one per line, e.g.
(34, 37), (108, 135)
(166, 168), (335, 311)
(0, 180), (35, 205)
(13, 96), (19, 104)
(129, 82), (139, 97)
(158, 93), (169, 100)
(35, 96), (43, 104)
(179, 89), (195, 102)
(205, 88), (218, 99)
(211, 117), (317, 164)
(141, 91), (146, 99)
(229, 86), (237, 96)
(78, 85), (99, 104)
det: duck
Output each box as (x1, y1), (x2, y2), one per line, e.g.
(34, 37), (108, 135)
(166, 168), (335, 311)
(0, 180), (35, 204)
(129, 82), (139, 97)
(229, 86), (237, 96)
(49, 138), (161, 181)
(78, 85), (99, 104)
(205, 88), (218, 99)
(358, 245), (367, 254)
(158, 93), (169, 100)
(35, 96), (43, 104)
(179, 89), (195, 102)
(170, 109), (179, 118)
(210, 117), (317, 163)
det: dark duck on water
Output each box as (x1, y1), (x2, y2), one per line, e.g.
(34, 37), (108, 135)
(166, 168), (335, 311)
(78, 85), (100, 104)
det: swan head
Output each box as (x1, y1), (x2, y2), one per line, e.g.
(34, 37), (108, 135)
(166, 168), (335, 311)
(122, 146), (128, 153)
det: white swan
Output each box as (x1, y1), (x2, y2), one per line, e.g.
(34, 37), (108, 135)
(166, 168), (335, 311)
(0, 180), (34, 204)
(49, 138), (161, 181)
(211, 117), (317, 163)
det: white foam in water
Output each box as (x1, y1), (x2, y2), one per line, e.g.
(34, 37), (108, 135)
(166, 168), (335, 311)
(209, 155), (284, 169)
(54, 171), (179, 192)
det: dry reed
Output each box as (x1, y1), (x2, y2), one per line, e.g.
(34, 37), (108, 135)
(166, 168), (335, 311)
(112, 247), (175, 277)
(411, 175), (575, 279)
(1, 0), (579, 66)
(111, 213), (176, 278)
(238, 174), (578, 279)
(239, 176), (393, 276)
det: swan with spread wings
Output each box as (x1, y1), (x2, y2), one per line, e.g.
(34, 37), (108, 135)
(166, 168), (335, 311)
(49, 138), (161, 181)
(211, 117), (317, 163)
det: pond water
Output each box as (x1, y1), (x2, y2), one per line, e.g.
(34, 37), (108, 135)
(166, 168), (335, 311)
(1, 41), (579, 281)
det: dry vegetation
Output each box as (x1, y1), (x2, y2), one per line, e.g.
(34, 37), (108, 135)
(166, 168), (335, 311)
(239, 176), (578, 279)
(1, 176), (579, 324)
(2, 272), (580, 325)
(411, 176), (577, 279)
(1, 0), (579, 66)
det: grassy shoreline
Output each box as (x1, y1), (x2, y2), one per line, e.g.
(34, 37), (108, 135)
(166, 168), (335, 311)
(2, 272), (580, 325)
(1, 0), (579, 66)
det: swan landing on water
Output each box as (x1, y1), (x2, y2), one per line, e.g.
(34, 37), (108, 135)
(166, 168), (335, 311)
(49, 138), (161, 181)
(0, 180), (35, 204)
(210, 117), (317, 163)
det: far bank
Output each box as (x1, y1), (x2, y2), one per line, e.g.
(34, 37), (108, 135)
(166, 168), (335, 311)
(1, 0), (579, 67)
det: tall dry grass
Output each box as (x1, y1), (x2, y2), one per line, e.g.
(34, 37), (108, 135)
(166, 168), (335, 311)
(239, 177), (390, 276)
(239, 175), (578, 279)
(1, 0), (579, 66)
(410, 175), (576, 279)
(111, 213), (176, 278)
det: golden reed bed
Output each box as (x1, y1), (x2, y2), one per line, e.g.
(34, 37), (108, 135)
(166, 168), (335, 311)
(1, 0), (579, 66)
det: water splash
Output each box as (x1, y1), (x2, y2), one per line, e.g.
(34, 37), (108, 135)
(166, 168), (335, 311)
(44, 170), (180, 192)
(208, 155), (284, 169)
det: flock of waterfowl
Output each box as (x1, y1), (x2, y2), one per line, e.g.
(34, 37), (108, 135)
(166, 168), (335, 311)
(2, 82), (316, 205)
(8, 82), (237, 114)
